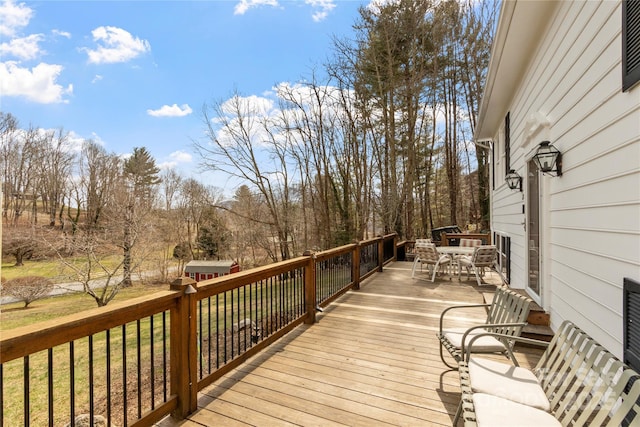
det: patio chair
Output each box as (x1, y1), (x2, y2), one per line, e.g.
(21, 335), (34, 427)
(457, 245), (505, 286)
(459, 238), (483, 248)
(411, 243), (452, 282)
(436, 285), (532, 369)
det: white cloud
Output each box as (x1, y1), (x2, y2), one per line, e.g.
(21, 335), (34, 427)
(0, 61), (72, 103)
(91, 74), (103, 83)
(158, 150), (193, 170)
(234, 0), (279, 15)
(234, 0), (334, 21)
(147, 103), (193, 117)
(0, 33), (43, 60)
(169, 150), (192, 163)
(0, 0), (32, 37)
(83, 26), (150, 64)
(52, 29), (71, 39)
(220, 94), (274, 117)
(66, 131), (90, 152)
(36, 128), (87, 153)
(306, 0), (336, 22)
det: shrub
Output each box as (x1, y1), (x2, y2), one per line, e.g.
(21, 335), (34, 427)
(1, 276), (54, 308)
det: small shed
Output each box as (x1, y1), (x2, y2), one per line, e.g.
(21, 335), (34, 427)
(184, 260), (240, 281)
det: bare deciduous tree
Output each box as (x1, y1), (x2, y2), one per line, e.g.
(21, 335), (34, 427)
(196, 92), (296, 261)
(1, 276), (53, 308)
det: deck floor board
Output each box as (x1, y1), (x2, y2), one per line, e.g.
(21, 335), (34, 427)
(157, 261), (544, 426)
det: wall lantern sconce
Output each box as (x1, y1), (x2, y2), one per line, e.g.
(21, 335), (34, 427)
(533, 141), (562, 176)
(505, 169), (522, 191)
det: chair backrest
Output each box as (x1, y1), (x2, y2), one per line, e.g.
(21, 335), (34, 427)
(415, 238), (432, 247)
(460, 238), (482, 247)
(471, 245), (498, 266)
(415, 244), (440, 264)
(486, 286), (531, 336)
(533, 320), (640, 426)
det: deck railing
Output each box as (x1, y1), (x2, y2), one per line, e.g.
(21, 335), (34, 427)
(0, 234), (399, 426)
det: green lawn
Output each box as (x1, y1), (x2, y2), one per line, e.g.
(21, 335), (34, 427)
(1, 282), (172, 426)
(0, 284), (162, 331)
(2, 259), (68, 281)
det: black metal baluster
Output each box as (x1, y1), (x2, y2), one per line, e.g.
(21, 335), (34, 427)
(162, 313), (167, 401)
(23, 356), (29, 427)
(122, 324), (127, 427)
(89, 335), (94, 426)
(279, 274), (284, 328)
(48, 349), (53, 426)
(223, 292), (227, 363)
(69, 342), (74, 427)
(244, 283), (256, 347)
(207, 297), (212, 374)
(215, 294), (220, 369)
(269, 277), (273, 333)
(150, 315), (155, 410)
(136, 320), (142, 419)
(230, 289), (235, 359)
(231, 288), (240, 358)
(0, 363), (4, 427)
(243, 284), (248, 351)
(106, 330), (111, 425)
(198, 299), (203, 378)
(237, 288), (242, 358)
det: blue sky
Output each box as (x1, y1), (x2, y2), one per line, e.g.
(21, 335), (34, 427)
(1, 0), (368, 188)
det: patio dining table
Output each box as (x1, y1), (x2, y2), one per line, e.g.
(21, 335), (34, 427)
(437, 246), (476, 276)
(437, 246), (476, 257)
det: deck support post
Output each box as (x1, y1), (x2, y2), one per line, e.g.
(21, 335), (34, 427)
(169, 277), (198, 418)
(352, 243), (361, 290)
(377, 236), (384, 272)
(303, 251), (317, 324)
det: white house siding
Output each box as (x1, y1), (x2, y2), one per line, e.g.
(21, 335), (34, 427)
(482, 0), (640, 358)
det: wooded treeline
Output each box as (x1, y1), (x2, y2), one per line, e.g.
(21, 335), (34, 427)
(1, 0), (498, 305)
(196, 0), (497, 257)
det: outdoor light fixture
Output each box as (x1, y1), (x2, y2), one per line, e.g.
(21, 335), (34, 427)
(505, 169), (522, 191)
(533, 141), (562, 176)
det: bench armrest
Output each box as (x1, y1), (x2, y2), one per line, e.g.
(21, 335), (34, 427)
(459, 323), (529, 355)
(439, 303), (491, 333)
(463, 331), (550, 362)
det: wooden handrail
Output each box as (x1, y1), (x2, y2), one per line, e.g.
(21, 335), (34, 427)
(0, 233), (399, 425)
(441, 232), (491, 246)
(0, 290), (180, 364)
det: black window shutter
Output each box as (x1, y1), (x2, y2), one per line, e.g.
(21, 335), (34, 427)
(624, 277), (640, 371)
(623, 0), (640, 91)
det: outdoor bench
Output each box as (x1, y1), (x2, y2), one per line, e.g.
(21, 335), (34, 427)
(454, 320), (640, 426)
(437, 285), (532, 369)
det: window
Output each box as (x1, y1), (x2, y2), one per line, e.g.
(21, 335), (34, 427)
(494, 232), (511, 284)
(505, 112), (511, 175)
(623, 0), (640, 91)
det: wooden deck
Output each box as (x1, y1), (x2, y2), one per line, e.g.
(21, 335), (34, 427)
(158, 261), (544, 427)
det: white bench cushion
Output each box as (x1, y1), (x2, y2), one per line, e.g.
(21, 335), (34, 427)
(468, 357), (550, 411)
(472, 393), (561, 427)
(443, 328), (507, 352)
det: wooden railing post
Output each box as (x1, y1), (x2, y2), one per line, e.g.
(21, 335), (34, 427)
(393, 234), (398, 261)
(169, 277), (198, 418)
(377, 236), (384, 272)
(303, 251), (317, 324)
(352, 242), (361, 290)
